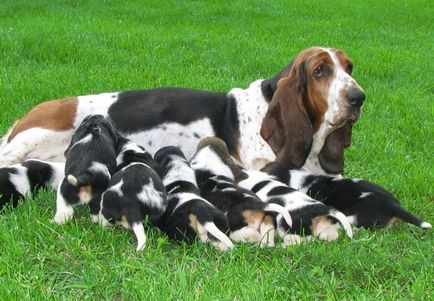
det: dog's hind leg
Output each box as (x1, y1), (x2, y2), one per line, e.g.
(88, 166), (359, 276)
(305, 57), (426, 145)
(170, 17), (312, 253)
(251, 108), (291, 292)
(258, 215), (275, 248)
(0, 128), (72, 167)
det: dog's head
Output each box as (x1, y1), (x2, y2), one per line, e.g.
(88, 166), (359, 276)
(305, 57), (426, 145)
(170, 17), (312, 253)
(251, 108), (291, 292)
(261, 47), (364, 174)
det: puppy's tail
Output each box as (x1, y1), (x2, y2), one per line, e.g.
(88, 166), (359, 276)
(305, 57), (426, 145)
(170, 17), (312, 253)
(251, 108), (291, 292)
(67, 173), (93, 187)
(329, 209), (353, 239)
(264, 203), (293, 228)
(392, 206), (432, 229)
(203, 222), (234, 251)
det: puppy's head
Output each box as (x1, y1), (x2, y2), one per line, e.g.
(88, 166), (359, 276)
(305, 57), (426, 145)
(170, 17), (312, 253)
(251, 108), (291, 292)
(154, 146), (188, 168)
(191, 137), (247, 181)
(64, 114), (119, 158)
(116, 137), (157, 170)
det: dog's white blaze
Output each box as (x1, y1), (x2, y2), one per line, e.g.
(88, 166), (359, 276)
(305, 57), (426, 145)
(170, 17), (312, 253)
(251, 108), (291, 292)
(54, 184), (74, 224)
(162, 156), (197, 188)
(72, 134), (92, 148)
(132, 222), (146, 252)
(137, 179), (165, 209)
(230, 80), (276, 170)
(116, 142), (146, 166)
(190, 146), (234, 180)
(126, 118), (215, 159)
(89, 162), (110, 176)
(8, 165), (31, 197)
(360, 192), (373, 199)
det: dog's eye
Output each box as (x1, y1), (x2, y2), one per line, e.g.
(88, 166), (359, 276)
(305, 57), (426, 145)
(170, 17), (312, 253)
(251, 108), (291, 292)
(314, 65), (324, 77)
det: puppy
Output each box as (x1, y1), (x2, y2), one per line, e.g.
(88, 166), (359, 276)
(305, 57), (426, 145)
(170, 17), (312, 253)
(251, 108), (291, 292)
(54, 115), (118, 224)
(239, 162), (353, 246)
(98, 138), (167, 251)
(286, 168), (432, 229)
(0, 159), (64, 210)
(190, 137), (293, 247)
(154, 146), (234, 251)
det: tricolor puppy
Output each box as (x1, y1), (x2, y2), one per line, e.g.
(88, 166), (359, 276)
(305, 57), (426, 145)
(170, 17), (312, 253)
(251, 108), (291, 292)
(238, 162), (353, 246)
(288, 169), (432, 229)
(54, 115), (118, 224)
(0, 159), (64, 210)
(98, 138), (167, 251)
(190, 137), (293, 247)
(154, 146), (233, 251)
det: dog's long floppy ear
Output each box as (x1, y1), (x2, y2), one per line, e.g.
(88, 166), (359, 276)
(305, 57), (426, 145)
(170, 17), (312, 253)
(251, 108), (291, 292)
(260, 62), (313, 169)
(319, 123), (352, 174)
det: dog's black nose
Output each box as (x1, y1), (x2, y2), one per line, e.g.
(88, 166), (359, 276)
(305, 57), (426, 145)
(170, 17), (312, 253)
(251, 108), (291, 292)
(346, 89), (365, 107)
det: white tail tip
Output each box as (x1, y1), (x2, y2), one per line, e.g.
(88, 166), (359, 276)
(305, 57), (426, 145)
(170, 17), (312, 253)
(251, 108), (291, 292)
(67, 174), (78, 186)
(421, 222), (432, 229)
(132, 223), (146, 252)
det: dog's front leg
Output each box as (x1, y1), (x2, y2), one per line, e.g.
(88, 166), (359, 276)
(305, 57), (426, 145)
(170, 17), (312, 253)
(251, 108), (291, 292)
(54, 181), (74, 224)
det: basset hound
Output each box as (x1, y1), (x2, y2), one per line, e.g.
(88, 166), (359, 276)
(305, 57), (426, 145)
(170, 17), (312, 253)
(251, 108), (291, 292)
(0, 47), (365, 174)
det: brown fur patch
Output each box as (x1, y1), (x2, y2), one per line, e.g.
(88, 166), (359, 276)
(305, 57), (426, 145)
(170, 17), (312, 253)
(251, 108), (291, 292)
(8, 97), (78, 142)
(189, 214), (199, 232)
(387, 217), (400, 228)
(242, 210), (265, 227)
(262, 215), (274, 226)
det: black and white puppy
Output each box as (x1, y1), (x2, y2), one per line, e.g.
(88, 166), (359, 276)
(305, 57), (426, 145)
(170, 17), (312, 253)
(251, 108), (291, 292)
(190, 137), (293, 247)
(54, 114), (118, 224)
(286, 168), (432, 229)
(0, 159), (64, 210)
(154, 146), (234, 251)
(238, 162), (353, 246)
(98, 137), (167, 251)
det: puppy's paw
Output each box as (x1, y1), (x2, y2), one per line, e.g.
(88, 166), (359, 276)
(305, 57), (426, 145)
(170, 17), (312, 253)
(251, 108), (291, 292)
(54, 209), (74, 224)
(281, 234), (302, 247)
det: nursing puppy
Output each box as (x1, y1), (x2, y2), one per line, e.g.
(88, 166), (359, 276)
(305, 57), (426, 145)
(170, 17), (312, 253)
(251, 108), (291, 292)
(98, 138), (167, 251)
(0, 159), (64, 210)
(239, 162), (353, 246)
(190, 137), (293, 247)
(286, 169), (432, 229)
(154, 146), (233, 251)
(54, 115), (118, 224)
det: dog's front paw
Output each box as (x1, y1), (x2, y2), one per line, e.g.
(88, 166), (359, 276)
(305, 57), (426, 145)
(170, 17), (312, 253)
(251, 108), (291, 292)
(54, 208), (74, 224)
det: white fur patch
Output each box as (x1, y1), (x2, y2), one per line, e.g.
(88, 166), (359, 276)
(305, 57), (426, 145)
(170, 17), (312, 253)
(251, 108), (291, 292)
(136, 178), (165, 210)
(229, 80), (276, 170)
(162, 156), (197, 189)
(360, 192), (373, 199)
(190, 146), (234, 180)
(8, 165), (31, 197)
(126, 118), (215, 159)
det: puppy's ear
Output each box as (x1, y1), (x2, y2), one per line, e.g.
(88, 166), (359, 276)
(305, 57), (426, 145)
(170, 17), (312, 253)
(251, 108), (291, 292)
(260, 61), (313, 169)
(319, 123), (352, 174)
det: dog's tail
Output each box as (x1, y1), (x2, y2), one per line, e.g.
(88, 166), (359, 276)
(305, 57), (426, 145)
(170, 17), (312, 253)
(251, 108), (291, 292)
(264, 203), (293, 228)
(392, 206), (431, 229)
(67, 173), (93, 187)
(132, 222), (147, 252)
(328, 209), (353, 239)
(203, 222), (234, 251)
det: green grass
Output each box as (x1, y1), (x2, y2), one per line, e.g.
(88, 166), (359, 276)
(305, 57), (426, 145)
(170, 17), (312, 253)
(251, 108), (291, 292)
(0, 0), (433, 299)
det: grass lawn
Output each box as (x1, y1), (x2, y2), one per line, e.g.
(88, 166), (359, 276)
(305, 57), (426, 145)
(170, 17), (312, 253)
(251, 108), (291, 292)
(0, 0), (433, 299)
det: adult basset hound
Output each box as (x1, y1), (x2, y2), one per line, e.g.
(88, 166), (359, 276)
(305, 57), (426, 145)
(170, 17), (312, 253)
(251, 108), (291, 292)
(0, 47), (365, 174)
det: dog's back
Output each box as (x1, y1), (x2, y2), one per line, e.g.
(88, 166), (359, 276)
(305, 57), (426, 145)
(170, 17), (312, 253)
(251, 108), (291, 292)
(154, 146), (233, 251)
